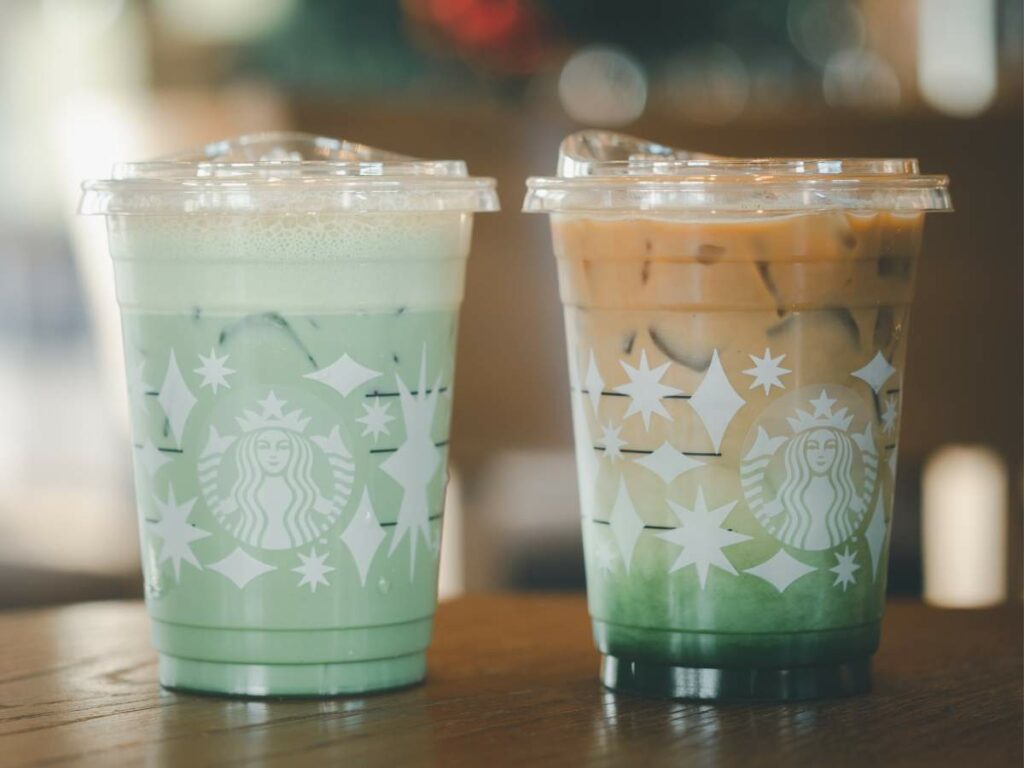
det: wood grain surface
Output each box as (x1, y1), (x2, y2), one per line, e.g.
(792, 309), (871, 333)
(0, 596), (1019, 767)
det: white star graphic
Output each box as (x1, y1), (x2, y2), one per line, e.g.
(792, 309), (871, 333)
(194, 348), (235, 393)
(305, 354), (382, 398)
(292, 548), (335, 593)
(613, 350), (683, 431)
(357, 398), (395, 442)
(657, 486), (751, 589)
(830, 547), (861, 591)
(742, 348), (791, 395)
(341, 488), (387, 586)
(599, 421), (627, 462)
(881, 397), (898, 434)
(381, 349), (442, 574)
(150, 484), (210, 581)
(583, 352), (605, 415)
(259, 391), (286, 419)
(852, 351), (896, 394)
(609, 477), (644, 571)
(634, 442), (703, 483)
(689, 350), (746, 453)
(810, 390), (837, 417)
(157, 351), (197, 447)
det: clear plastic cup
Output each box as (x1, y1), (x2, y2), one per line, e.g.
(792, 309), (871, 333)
(524, 131), (951, 700)
(81, 133), (497, 696)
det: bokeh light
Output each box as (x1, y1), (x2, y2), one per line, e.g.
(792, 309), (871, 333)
(154, 0), (298, 44)
(662, 44), (750, 124)
(558, 46), (647, 126)
(918, 0), (998, 117)
(787, 0), (865, 68)
(823, 48), (901, 109)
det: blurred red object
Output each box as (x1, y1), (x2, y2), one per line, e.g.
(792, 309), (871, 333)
(405, 0), (555, 75)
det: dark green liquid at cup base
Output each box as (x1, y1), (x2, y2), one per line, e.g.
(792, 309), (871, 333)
(600, 655), (872, 701)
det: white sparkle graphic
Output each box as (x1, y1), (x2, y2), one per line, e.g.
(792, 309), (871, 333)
(292, 548), (334, 593)
(613, 350), (683, 431)
(657, 486), (751, 589)
(584, 351), (605, 416)
(830, 547), (861, 591)
(634, 442), (703, 483)
(150, 484), (210, 581)
(852, 352), (896, 394)
(742, 348), (791, 395)
(689, 350), (745, 453)
(609, 477), (644, 572)
(881, 397), (898, 434)
(194, 348), (235, 393)
(357, 398), (394, 442)
(599, 421), (627, 462)
(157, 351), (197, 447)
(864, 492), (888, 580)
(341, 488), (387, 586)
(305, 354), (382, 398)
(208, 547), (275, 589)
(136, 439), (172, 479)
(744, 549), (816, 593)
(382, 349), (442, 574)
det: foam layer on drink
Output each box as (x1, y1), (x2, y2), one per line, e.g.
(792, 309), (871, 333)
(108, 212), (472, 312)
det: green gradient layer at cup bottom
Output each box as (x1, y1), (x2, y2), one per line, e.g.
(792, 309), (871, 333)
(159, 653), (426, 697)
(154, 618), (432, 696)
(593, 619), (880, 668)
(601, 655), (871, 701)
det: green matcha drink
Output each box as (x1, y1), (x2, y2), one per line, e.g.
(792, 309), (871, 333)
(525, 131), (951, 701)
(81, 133), (497, 696)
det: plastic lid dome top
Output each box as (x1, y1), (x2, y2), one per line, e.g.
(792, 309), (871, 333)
(524, 131), (951, 214)
(81, 132), (499, 215)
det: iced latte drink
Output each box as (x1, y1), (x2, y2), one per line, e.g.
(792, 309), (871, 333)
(81, 134), (497, 696)
(525, 132), (951, 700)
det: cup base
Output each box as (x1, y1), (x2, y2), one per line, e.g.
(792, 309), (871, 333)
(600, 655), (871, 701)
(159, 652), (426, 698)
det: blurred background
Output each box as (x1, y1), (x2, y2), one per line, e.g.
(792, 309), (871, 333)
(0, 0), (1020, 608)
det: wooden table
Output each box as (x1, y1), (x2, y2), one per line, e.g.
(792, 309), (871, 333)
(0, 596), (1019, 767)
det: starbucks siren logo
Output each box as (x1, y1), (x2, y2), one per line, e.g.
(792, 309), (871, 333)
(741, 388), (878, 551)
(198, 392), (354, 550)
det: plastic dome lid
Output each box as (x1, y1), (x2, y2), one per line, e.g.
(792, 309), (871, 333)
(523, 131), (951, 214)
(81, 132), (499, 215)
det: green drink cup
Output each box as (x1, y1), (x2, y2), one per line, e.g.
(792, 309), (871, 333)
(81, 133), (497, 696)
(524, 131), (951, 701)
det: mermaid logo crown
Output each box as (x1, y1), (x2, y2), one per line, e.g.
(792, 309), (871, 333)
(236, 391), (310, 433)
(786, 390), (854, 433)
